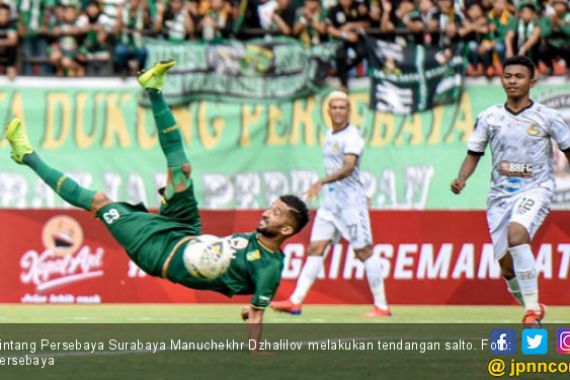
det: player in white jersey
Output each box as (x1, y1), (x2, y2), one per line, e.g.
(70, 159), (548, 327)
(271, 91), (391, 317)
(451, 55), (570, 327)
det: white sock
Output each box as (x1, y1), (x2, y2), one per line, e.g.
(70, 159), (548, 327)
(364, 255), (388, 310)
(509, 244), (539, 312)
(290, 256), (324, 305)
(504, 277), (524, 306)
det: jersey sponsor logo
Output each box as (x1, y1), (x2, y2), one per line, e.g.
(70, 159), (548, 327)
(499, 161), (533, 178)
(527, 124), (540, 136)
(20, 216), (105, 300)
(504, 177), (523, 193)
(246, 250), (261, 261)
(225, 237), (249, 250)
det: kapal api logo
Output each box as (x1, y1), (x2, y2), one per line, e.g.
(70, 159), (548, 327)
(20, 215), (105, 292)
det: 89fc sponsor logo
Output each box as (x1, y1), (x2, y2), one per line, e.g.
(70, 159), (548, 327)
(499, 161), (533, 178)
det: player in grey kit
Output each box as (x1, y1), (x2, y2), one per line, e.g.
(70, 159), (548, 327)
(451, 55), (570, 326)
(271, 91), (390, 317)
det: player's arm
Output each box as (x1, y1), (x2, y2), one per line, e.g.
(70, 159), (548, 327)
(451, 153), (482, 194)
(243, 262), (281, 352)
(451, 115), (489, 194)
(241, 305), (265, 352)
(306, 154), (358, 200)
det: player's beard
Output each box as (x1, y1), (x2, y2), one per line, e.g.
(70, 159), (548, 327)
(256, 226), (278, 237)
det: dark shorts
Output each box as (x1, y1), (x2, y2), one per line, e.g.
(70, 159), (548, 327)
(96, 182), (202, 277)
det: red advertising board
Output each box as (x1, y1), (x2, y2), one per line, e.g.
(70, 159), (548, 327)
(0, 209), (569, 305)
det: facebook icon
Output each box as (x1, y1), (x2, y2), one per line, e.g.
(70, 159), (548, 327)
(490, 329), (516, 355)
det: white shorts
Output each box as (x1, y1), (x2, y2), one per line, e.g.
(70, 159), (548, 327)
(487, 187), (552, 260)
(310, 206), (372, 250)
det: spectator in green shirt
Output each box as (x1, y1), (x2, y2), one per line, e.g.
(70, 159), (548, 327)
(477, 0), (513, 75)
(459, 3), (489, 76)
(293, 0), (326, 46)
(505, 1), (542, 65)
(18, 0), (52, 75)
(539, 0), (570, 75)
(155, 0), (195, 41)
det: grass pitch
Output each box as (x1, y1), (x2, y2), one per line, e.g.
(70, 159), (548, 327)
(0, 304), (569, 323)
(0, 305), (568, 380)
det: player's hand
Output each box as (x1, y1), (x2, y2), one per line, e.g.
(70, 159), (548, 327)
(450, 178), (465, 194)
(241, 305), (251, 321)
(304, 181), (322, 201)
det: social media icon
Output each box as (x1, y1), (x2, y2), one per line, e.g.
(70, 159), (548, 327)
(490, 329), (516, 354)
(558, 329), (570, 354)
(522, 329), (548, 355)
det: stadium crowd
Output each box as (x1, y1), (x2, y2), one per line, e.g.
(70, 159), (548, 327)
(0, 0), (568, 83)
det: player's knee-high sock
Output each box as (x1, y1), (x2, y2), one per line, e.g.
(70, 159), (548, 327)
(290, 256), (324, 305)
(505, 277), (524, 306)
(508, 244), (539, 312)
(364, 255), (389, 310)
(147, 89), (188, 167)
(23, 152), (96, 210)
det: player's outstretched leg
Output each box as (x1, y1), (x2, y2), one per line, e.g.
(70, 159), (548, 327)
(4, 118), (96, 210)
(138, 60), (190, 198)
(271, 242), (329, 315)
(280, 255), (325, 314)
(508, 243), (544, 326)
(361, 251), (391, 318)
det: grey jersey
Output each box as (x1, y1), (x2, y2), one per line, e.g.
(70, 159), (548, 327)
(321, 125), (366, 211)
(467, 101), (570, 200)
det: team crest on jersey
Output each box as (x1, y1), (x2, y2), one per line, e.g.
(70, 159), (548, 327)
(246, 250), (261, 262)
(332, 143), (340, 153)
(527, 124), (540, 136)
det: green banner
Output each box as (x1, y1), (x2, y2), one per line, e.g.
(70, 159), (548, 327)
(144, 37), (339, 104)
(1, 80), (569, 210)
(366, 37), (464, 114)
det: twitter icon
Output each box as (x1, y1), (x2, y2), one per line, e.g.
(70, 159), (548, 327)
(522, 329), (548, 355)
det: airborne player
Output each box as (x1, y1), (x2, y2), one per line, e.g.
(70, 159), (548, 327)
(3, 61), (309, 347)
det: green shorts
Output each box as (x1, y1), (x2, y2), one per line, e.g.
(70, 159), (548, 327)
(96, 182), (202, 277)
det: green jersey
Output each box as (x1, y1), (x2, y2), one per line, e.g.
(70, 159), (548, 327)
(540, 13), (570, 48)
(97, 181), (283, 308)
(167, 233), (284, 308)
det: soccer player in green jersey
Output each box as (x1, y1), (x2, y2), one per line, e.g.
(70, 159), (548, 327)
(3, 60), (309, 346)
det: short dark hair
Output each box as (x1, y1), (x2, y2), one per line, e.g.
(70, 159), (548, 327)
(503, 55), (535, 78)
(0, 4), (11, 12)
(279, 195), (310, 234)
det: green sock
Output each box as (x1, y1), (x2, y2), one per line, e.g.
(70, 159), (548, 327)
(147, 89), (189, 167)
(23, 152), (96, 210)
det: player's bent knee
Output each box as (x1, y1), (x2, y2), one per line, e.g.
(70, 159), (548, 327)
(354, 247), (372, 262)
(90, 192), (113, 213)
(507, 224), (530, 247)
